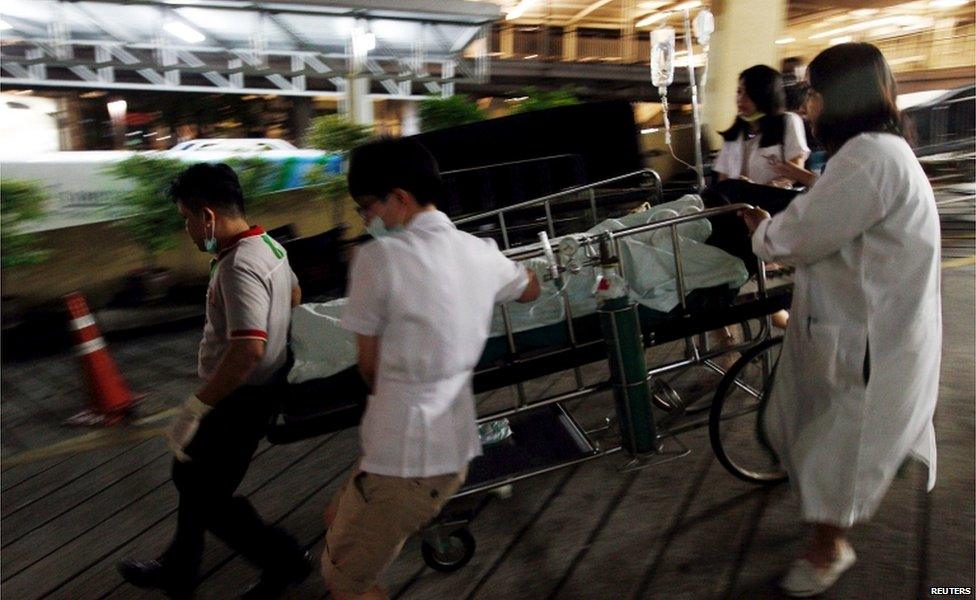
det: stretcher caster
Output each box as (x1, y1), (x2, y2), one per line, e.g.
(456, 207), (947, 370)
(421, 528), (475, 572)
(709, 336), (788, 485)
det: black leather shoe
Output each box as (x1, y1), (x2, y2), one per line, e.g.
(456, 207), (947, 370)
(117, 559), (193, 599)
(240, 552), (314, 600)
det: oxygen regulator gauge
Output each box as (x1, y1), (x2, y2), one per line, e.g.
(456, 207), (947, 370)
(558, 236), (580, 258)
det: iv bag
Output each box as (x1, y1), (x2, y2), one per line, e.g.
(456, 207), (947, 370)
(693, 10), (715, 45)
(650, 28), (676, 88)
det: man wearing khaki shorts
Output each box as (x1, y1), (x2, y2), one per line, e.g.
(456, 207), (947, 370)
(324, 138), (540, 599)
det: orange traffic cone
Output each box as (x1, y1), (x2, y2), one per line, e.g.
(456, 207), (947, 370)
(63, 292), (136, 426)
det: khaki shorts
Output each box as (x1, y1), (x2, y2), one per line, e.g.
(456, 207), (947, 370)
(321, 467), (467, 594)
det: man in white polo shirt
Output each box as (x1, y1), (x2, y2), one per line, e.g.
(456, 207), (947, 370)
(320, 138), (540, 599)
(118, 163), (309, 600)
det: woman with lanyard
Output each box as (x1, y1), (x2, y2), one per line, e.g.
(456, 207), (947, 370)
(740, 43), (941, 597)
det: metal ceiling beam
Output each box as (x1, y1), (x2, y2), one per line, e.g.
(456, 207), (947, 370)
(567, 0), (617, 26)
(0, 0), (491, 99)
(0, 76), (444, 99)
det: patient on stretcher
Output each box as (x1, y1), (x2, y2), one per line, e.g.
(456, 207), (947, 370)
(288, 194), (749, 385)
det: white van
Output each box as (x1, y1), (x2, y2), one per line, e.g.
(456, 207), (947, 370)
(0, 93), (61, 154)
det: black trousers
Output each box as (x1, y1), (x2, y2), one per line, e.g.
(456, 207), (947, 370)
(161, 384), (302, 581)
(701, 179), (801, 275)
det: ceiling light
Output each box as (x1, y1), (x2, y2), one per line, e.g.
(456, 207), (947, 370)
(850, 9), (880, 17)
(869, 25), (902, 38)
(829, 36), (853, 45)
(178, 8), (227, 30)
(775, 37), (796, 44)
(106, 100), (128, 123)
(887, 55), (925, 65)
(636, 11), (669, 28)
(636, 1), (702, 28)
(809, 16), (915, 40)
(928, 0), (967, 7)
(351, 26), (375, 59)
(0, 19), (12, 31)
(506, 0), (539, 21)
(163, 21), (205, 43)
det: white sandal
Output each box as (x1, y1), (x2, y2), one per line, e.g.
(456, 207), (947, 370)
(780, 541), (857, 597)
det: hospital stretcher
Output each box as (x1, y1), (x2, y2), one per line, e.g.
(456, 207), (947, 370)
(268, 170), (793, 571)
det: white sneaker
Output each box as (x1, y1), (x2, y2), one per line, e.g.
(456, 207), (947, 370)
(780, 541), (857, 597)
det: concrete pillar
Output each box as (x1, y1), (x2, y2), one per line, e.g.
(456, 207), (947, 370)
(621, 0), (638, 63)
(401, 101), (420, 136)
(563, 27), (577, 61)
(702, 0), (787, 148)
(442, 61), (455, 98)
(291, 97), (313, 146)
(500, 24), (514, 58)
(57, 94), (84, 151)
(350, 80), (373, 125)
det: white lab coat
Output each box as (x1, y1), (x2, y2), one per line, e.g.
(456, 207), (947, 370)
(752, 132), (941, 527)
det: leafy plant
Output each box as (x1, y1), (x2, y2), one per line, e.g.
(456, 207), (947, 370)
(305, 114), (373, 153)
(107, 155), (187, 270)
(0, 179), (48, 268)
(302, 164), (349, 202)
(226, 157), (278, 203)
(108, 155), (276, 269)
(510, 87), (580, 114)
(419, 94), (485, 132)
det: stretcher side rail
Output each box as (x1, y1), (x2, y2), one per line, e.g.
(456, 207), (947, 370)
(440, 154), (589, 227)
(455, 167), (667, 399)
(477, 202), (774, 412)
(469, 284), (791, 409)
(442, 153), (585, 176)
(453, 167), (665, 248)
(267, 281), (790, 445)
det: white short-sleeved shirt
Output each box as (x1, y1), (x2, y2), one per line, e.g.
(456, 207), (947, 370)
(341, 210), (530, 477)
(199, 226), (296, 386)
(713, 112), (810, 185)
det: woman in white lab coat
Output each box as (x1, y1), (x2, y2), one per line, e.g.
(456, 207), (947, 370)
(740, 43), (941, 597)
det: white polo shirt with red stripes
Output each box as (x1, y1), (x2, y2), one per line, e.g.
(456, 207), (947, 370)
(198, 225), (295, 386)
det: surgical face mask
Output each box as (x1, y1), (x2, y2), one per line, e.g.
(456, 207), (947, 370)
(364, 195), (405, 238)
(203, 222), (218, 253)
(739, 110), (766, 123)
(365, 216), (390, 239)
(365, 216), (404, 239)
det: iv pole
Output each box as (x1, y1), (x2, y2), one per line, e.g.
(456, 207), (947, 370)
(652, 7), (711, 192)
(682, 9), (705, 191)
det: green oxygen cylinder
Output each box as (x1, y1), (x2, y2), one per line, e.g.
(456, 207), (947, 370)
(595, 239), (660, 455)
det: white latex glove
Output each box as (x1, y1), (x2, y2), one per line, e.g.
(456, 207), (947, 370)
(167, 394), (212, 462)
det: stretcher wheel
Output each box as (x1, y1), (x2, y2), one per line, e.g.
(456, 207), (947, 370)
(421, 528), (475, 572)
(709, 336), (788, 485)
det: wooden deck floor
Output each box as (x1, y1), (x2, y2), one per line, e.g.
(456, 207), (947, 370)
(2, 265), (972, 600)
